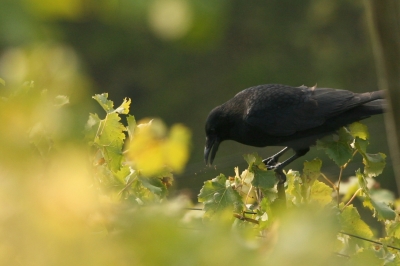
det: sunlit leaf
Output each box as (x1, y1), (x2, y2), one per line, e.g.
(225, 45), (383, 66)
(126, 114), (136, 140)
(93, 93), (114, 113)
(349, 122), (369, 140)
(302, 158), (322, 188)
(94, 112), (126, 172)
(164, 124), (191, 173)
(309, 181), (333, 207)
(115, 97), (131, 114)
(339, 204), (373, 240)
(285, 170), (303, 206)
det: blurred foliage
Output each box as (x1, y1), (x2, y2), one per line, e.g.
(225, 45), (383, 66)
(0, 2), (397, 263)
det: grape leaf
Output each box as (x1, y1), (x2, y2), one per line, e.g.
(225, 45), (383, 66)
(139, 176), (167, 198)
(309, 181), (333, 207)
(364, 197), (396, 221)
(115, 97), (131, 114)
(349, 122), (369, 140)
(285, 170), (303, 206)
(317, 128), (353, 166)
(198, 174), (244, 217)
(338, 204), (373, 240)
(93, 93), (114, 113)
(302, 159), (322, 187)
(126, 114), (136, 140)
(243, 153), (264, 169)
(94, 112), (126, 172)
(251, 168), (276, 189)
(363, 152), (386, 178)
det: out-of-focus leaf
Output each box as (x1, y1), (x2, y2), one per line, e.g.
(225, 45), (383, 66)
(129, 119), (191, 176)
(139, 176), (167, 198)
(345, 248), (383, 266)
(198, 174), (244, 218)
(349, 122), (369, 140)
(29, 122), (52, 157)
(53, 95), (69, 108)
(0, 78), (5, 86)
(164, 124), (191, 173)
(126, 114), (136, 140)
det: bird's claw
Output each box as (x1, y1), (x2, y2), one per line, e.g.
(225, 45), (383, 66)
(262, 157), (278, 167)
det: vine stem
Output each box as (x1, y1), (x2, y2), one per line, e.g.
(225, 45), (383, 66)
(341, 188), (363, 211)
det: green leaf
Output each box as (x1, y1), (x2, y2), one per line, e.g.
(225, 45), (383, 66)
(84, 113), (101, 142)
(345, 248), (383, 266)
(198, 174), (244, 218)
(257, 197), (273, 229)
(243, 153), (264, 168)
(366, 197), (396, 221)
(93, 93), (114, 113)
(115, 97), (131, 114)
(386, 220), (400, 238)
(316, 128), (353, 166)
(338, 204), (373, 240)
(126, 114), (136, 140)
(94, 112), (126, 172)
(302, 159), (322, 187)
(363, 152), (386, 178)
(349, 122), (369, 140)
(53, 95), (69, 108)
(309, 181), (333, 207)
(353, 137), (368, 155)
(285, 170), (303, 206)
(114, 165), (133, 184)
(139, 176), (167, 198)
(251, 168), (276, 189)
(356, 169), (368, 191)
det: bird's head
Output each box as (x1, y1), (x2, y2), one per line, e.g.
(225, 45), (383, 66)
(204, 106), (232, 166)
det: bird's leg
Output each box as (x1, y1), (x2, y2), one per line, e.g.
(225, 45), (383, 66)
(262, 147), (289, 167)
(267, 148), (310, 183)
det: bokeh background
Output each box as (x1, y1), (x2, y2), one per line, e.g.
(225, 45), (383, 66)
(0, 0), (395, 198)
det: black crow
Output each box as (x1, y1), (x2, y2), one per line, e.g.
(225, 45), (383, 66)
(204, 84), (385, 177)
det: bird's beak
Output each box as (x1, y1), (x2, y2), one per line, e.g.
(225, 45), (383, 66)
(204, 136), (220, 166)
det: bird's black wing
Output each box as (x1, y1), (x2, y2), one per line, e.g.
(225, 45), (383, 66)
(243, 84), (381, 136)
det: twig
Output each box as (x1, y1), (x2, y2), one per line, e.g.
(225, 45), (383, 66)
(340, 188), (363, 212)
